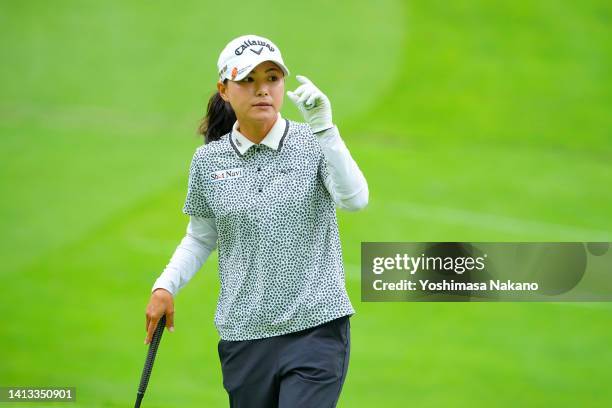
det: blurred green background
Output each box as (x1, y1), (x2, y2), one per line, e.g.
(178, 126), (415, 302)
(1, 0), (611, 407)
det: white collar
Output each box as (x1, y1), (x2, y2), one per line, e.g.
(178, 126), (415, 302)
(229, 112), (288, 156)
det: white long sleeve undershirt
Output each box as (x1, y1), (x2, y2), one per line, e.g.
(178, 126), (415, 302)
(151, 217), (217, 297)
(316, 125), (369, 211)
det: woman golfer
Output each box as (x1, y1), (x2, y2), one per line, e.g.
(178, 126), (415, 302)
(144, 34), (368, 407)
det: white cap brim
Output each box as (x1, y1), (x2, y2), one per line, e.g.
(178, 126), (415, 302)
(220, 55), (290, 82)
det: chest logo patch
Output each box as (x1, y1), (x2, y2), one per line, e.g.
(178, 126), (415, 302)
(210, 167), (244, 182)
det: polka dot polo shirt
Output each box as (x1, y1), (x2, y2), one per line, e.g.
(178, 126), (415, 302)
(153, 112), (368, 341)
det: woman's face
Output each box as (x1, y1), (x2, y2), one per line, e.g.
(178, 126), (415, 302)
(218, 60), (285, 125)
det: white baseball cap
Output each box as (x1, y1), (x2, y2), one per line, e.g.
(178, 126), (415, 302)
(217, 34), (290, 82)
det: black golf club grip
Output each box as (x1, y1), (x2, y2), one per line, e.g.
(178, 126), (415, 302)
(134, 314), (167, 408)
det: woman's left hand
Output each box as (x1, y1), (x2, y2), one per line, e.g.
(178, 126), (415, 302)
(287, 75), (334, 133)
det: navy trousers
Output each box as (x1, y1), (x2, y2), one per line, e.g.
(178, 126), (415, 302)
(217, 315), (351, 408)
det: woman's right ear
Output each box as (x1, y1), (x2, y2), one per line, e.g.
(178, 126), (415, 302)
(217, 81), (228, 102)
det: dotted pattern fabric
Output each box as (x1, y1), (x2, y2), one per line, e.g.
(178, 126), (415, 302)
(183, 119), (355, 341)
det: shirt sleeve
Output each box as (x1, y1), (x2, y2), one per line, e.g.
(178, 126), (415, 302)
(151, 216), (218, 297)
(315, 125), (369, 211)
(182, 149), (215, 218)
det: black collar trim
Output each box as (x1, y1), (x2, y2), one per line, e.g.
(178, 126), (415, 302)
(277, 119), (289, 153)
(229, 118), (289, 157)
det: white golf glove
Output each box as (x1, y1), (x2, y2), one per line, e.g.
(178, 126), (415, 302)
(286, 75), (334, 133)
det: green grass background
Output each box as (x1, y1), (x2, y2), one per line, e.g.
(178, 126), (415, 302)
(1, 0), (611, 406)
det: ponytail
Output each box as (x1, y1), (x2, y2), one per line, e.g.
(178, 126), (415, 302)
(197, 80), (236, 144)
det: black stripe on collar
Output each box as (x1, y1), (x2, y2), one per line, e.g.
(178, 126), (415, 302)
(228, 130), (243, 157)
(229, 118), (289, 157)
(277, 119), (290, 153)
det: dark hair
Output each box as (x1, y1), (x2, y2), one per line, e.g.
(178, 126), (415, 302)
(197, 79), (236, 144)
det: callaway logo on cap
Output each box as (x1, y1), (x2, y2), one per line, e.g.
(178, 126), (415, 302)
(217, 34), (290, 82)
